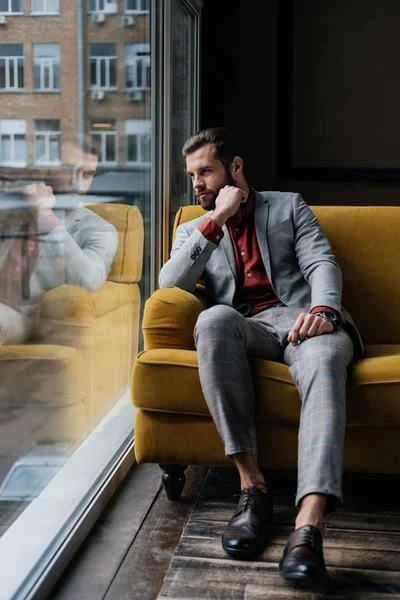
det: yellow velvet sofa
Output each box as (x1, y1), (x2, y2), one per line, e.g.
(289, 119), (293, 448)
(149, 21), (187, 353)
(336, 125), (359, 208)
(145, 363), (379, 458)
(132, 204), (400, 499)
(0, 203), (143, 467)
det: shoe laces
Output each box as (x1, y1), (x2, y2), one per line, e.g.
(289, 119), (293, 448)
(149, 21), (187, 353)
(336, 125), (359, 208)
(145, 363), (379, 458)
(291, 525), (318, 550)
(233, 483), (267, 515)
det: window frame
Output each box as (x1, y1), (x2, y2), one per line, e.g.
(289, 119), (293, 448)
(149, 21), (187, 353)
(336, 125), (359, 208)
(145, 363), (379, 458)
(125, 0), (149, 14)
(34, 119), (61, 165)
(90, 128), (117, 165)
(0, 119), (27, 167)
(125, 119), (151, 166)
(0, 0), (23, 15)
(90, 44), (117, 90)
(125, 43), (150, 91)
(89, 0), (117, 13)
(31, 0), (60, 15)
(33, 44), (60, 91)
(0, 44), (24, 92)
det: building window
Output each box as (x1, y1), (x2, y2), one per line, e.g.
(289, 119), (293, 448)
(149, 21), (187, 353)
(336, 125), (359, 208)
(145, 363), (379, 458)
(34, 119), (60, 164)
(0, 0), (23, 14)
(125, 0), (148, 12)
(33, 44), (60, 91)
(0, 44), (24, 91)
(31, 0), (59, 14)
(91, 120), (117, 164)
(0, 119), (26, 165)
(125, 44), (150, 90)
(90, 44), (116, 90)
(89, 0), (117, 13)
(125, 119), (150, 165)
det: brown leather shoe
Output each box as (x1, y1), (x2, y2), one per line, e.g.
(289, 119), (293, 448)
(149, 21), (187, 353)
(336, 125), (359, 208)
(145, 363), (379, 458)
(279, 525), (330, 591)
(221, 485), (273, 558)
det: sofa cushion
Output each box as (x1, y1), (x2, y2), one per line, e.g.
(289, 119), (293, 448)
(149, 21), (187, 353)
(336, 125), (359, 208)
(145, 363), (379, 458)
(132, 346), (400, 427)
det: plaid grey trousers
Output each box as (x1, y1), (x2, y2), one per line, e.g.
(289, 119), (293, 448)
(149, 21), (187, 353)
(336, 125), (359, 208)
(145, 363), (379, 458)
(194, 304), (354, 507)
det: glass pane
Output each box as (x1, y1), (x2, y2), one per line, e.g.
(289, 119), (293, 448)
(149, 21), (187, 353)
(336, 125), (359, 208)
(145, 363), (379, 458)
(89, 0), (96, 11)
(14, 134), (26, 162)
(90, 58), (96, 86)
(49, 135), (60, 161)
(0, 466), (60, 499)
(35, 120), (59, 131)
(90, 43), (115, 57)
(17, 58), (24, 88)
(105, 134), (115, 161)
(53, 61), (60, 88)
(44, 63), (50, 89)
(0, 59), (5, 88)
(32, 0), (45, 11)
(127, 134), (137, 162)
(35, 135), (47, 161)
(100, 59), (106, 87)
(142, 134), (151, 162)
(0, 44), (23, 56)
(1, 135), (11, 161)
(47, 0), (59, 11)
(33, 63), (41, 89)
(0, 0), (8, 12)
(9, 60), (14, 88)
(109, 58), (116, 87)
(34, 44), (59, 59)
(11, 0), (22, 11)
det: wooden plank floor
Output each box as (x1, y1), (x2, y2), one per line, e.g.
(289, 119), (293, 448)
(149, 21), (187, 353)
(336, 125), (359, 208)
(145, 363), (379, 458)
(159, 468), (400, 599)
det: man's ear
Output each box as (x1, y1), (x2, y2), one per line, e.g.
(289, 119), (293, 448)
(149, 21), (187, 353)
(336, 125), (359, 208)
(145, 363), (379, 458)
(231, 156), (244, 175)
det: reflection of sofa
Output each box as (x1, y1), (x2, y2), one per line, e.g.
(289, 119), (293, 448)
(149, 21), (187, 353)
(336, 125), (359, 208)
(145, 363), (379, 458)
(132, 205), (400, 499)
(0, 204), (143, 467)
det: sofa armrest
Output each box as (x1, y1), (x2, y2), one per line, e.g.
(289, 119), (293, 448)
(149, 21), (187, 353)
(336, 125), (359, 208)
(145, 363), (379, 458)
(143, 286), (210, 351)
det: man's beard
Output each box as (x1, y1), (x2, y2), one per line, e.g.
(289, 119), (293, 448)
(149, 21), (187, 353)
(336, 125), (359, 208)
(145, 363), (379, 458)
(196, 169), (236, 210)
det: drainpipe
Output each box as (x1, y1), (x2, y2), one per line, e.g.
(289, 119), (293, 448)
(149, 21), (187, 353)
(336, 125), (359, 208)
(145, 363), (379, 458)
(77, 0), (85, 150)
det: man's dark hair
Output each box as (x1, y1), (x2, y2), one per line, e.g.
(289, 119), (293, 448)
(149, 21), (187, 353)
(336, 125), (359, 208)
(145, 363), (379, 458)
(182, 127), (242, 172)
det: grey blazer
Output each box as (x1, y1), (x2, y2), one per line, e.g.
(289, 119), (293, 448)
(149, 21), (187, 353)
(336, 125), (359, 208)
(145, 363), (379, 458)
(159, 191), (363, 356)
(0, 205), (118, 303)
(29, 205), (118, 299)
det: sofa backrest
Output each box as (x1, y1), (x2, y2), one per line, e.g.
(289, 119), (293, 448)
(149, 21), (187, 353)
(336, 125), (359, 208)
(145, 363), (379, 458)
(173, 204), (400, 345)
(88, 203), (144, 284)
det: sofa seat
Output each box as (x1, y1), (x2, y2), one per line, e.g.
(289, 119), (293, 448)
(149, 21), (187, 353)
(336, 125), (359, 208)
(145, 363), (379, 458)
(132, 345), (400, 428)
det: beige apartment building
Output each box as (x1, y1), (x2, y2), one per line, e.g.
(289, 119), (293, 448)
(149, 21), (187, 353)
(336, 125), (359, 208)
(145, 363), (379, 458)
(0, 0), (150, 184)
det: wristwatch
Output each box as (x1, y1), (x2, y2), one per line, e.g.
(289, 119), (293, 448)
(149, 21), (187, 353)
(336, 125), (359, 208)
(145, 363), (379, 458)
(314, 311), (342, 328)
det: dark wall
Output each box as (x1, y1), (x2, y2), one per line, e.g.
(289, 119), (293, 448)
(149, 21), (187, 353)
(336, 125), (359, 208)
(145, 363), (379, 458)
(200, 0), (400, 206)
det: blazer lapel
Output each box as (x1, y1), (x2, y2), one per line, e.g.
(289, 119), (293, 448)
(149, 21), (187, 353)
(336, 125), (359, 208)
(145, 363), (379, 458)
(254, 191), (272, 279)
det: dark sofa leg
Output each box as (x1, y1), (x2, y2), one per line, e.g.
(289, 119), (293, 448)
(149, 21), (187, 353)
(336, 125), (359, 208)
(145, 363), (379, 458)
(159, 464), (188, 500)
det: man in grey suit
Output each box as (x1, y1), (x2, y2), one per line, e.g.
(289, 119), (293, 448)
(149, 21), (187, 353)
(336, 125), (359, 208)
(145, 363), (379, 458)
(159, 128), (362, 591)
(0, 141), (118, 346)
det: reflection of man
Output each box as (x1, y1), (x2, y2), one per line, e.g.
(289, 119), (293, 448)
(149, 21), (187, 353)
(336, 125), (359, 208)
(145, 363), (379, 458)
(159, 128), (363, 591)
(0, 141), (118, 346)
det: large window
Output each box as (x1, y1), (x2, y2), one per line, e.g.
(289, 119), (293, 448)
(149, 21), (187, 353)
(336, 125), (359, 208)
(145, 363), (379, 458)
(125, 0), (149, 12)
(125, 119), (150, 166)
(0, 0), (23, 13)
(90, 43), (116, 90)
(33, 44), (60, 91)
(0, 119), (26, 165)
(89, 0), (117, 13)
(125, 43), (150, 90)
(31, 0), (59, 14)
(91, 119), (117, 164)
(0, 2), (202, 598)
(34, 119), (61, 164)
(0, 44), (24, 91)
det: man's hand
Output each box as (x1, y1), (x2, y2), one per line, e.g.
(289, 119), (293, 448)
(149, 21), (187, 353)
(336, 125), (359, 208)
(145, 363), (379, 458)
(24, 182), (56, 213)
(211, 185), (248, 227)
(287, 312), (334, 346)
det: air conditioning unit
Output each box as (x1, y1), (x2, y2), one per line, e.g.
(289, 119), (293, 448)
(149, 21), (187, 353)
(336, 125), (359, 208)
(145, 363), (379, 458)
(91, 13), (106, 24)
(91, 90), (105, 101)
(128, 89), (142, 102)
(0, 15), (8, 25)
(121, 15), (135, 26)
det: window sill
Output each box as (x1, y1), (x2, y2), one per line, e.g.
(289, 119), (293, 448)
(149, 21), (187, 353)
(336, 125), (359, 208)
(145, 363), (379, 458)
(125, 11), (149, 14)
(35, 161), (61, 166)
(89, 87), (118, 92)
(0, 12), (23, 15)
(33, 89), (61, 93)
(30, 12), (60, 16)
(0, 89), (25, 93)
(0, 163), (27, 168)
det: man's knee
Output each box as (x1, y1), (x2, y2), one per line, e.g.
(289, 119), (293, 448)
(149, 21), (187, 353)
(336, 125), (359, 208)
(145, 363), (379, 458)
(194, 305), (243, 344)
